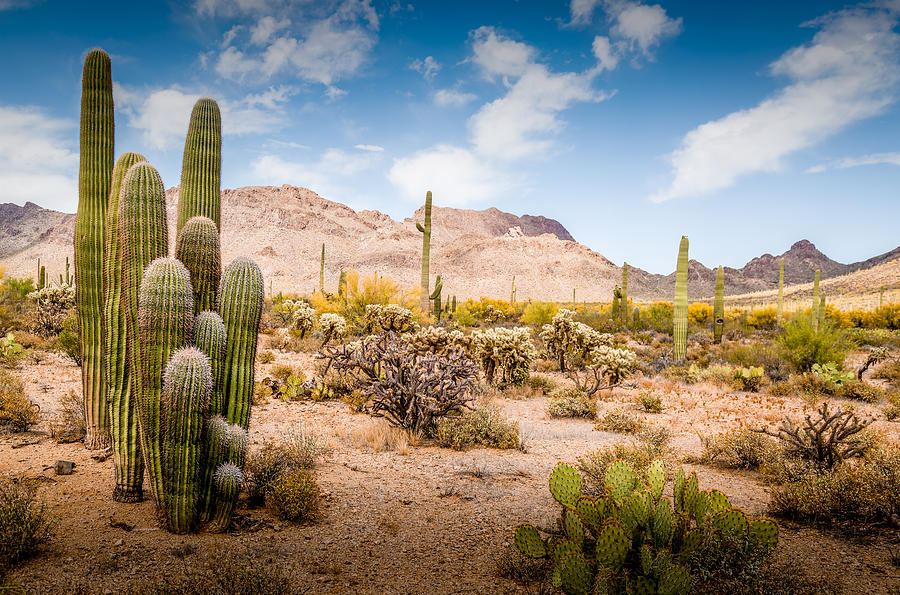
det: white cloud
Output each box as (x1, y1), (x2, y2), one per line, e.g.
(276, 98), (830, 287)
(653, 4), (900, 202)
(388, 145), (512, 206)
(410, 56), (440, 80)
(354, 144), (384, 152)
(0, 105), (78, 211)
(0, 0), (42, 9)
(470, 26), (536, 78)
(591, 35), (619, 71)
(806, 152), (900, 174)
(433, 89), (478, 108)
(249, 16), (290, 45)
(569, 1), (681, 62)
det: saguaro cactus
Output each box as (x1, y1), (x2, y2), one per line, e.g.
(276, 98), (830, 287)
(818, 292), (826, 330)
(673, 236), (689, 362)
(713, 265), (724, 344)
(777, 257), (784, 323)
(177, 97), (221, 237)
(621, 263), (629, 326)
(76, 48), (115, 449)
(319, 243), (325, 293)
(194, 311), (226, 522)
(416, 191), (432, 307)
(209, 462), (244, 533)
(160, 347), (211, 534)
(136, 257), (194, 509)
(430, 275), (443, 321)
(175, 216), (221, 312)
(219, 257), (264, 434)
(811, 269), (821, 331)
(510, 275), (516, 305)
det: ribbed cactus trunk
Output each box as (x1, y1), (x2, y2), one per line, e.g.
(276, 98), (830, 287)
(219, 258), (264, 434)
(416, 191), (432, 309)
(776, 257), (784, 323)
(319, 243), (325, 294)
(713, 265), (724, 344)
(818, 292), (826, 330)
(76, 48), (115, 450)
(633, 306), (640, 328)
(811, 269), (820, 332)
(175, 216), (221, 312)
(510, 275), (516, 305)
(104, 154), (155, 502)
(160, 347), (211, 534)
(136, 258), (195, 511)
(451, 295), (457, 313)
(430, 275), (443, 322)
(621, 263), (628, 326)
(39, 266), (46, 290)
(177, 98), (221, 238)
(36, 259), (41, 288)
(673, 236), (689, 362)
(194, 312), (226, 522)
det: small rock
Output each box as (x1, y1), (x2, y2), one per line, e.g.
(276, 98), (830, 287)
(54, 460), (75, 475)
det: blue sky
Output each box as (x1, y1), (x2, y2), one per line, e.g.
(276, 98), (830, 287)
(1, 0), (899, 273)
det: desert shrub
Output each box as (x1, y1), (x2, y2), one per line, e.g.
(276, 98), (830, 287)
(699, 363), (734, 387)
(790, 372), (829, 399)
(836, 379), (883, 403)
(577, 433), (668, 493)
(0, 480), (53, 572)
(257, 350), (275, 364)
(494, 542), (551, 587)
(873, 358), (900, 389)
(319, 333), (477, 433)
(317, 270), (420, 330)
(364, 303), (415, 333)
(48, 390), (85, 443)
(318, 313), (347, 345)
(526, 374), (557, 394)
(635, 389), (664, 413)
(595, 407), (643, 434)
(0, 371), (37, 432)
(767, 380), (794, 397)
(661, 364), (701, 384)
(125, 550), (293, 594)
(471, 326), (535, 385)
(733, 366), (764, 392)
(520, 301), (558, 326)
(721, 342), (791, 382)
(884, 394), (900, 421)
(769, 446), (900, 525)
(512, 460), (779, 595)
(778, 319), (850, 372)
(844, 328), (900, 348)
(27, 284), (75, 336)
(435, 405), (520, 450)
(244, 429), (321, 506)
(546, 386), (597, 419)
(688, 302), (713, 325)
(350, 419), (409, 452)
(700, 427), (777, 470)
(270, 364), (294, 383)
(0, 333), (28, 368)
(265, 469), (320, 522)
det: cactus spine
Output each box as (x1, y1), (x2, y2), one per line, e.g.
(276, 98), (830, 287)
(811, 269), (820, 331)
(136, 258), (195, 510)
(673, 236), (689, 362)
(106, 155), (160, 502)
(713, 265), (724, 344)
(161, 347), (211, 534)
(219, 258), (264, 434)
(177, 98), (221, 237)
(777, 257), (784, 323)
(621, 263), (628, 326)
(416, 191), (432, 308)
(76, 48), (115, 449)
(430, 275), (443, 321)
(175, 216), (221, 313)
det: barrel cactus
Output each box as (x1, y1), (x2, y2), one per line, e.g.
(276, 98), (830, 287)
(177, 97), (221, 237)
(175, 216), (221, 313)
(673, 236), (689, 362)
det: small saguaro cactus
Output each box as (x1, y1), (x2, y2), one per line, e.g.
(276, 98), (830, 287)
(633, 306), (640, 328)
(160, 347), (211, 534)
(39, 266), (46, 290)
(621, 262), (629, 326)
(430, 275), (443, 321)
(76, 48), (115, 450)
(218, 257), (264, 434)
(673, 236), (689, 362)
(811, 269), (821, 331)
(136, 257), (195, 510)
(319, 243), (325, 293)
(175, 216), (221, 313)
(510, 275), (516, 305)
(713, 265), (724, 344)
(36, 259), (41, 288)
(177, 97), (222, 237)
(451, 295), (457, 313)
(209, 461), (244, 533)
(193, 311), (226, 522)
(416, 191), (432, 308)
(777, 257), (785, 323)
(818, 292), (826, 329)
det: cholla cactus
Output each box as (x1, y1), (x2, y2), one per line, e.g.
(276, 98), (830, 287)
(514, 460), (779, 594)
(571, 344), (637, 395)
(365, 303), (415, 333)
(28, 284), (76, 336)
(290, 301), (316, 338)
(319, 313), (347, 346)
(540, 309), (611, 372)
(406, 325), (467, 355)
(483, 304), (505, 324)
(471, 327), (536, 385)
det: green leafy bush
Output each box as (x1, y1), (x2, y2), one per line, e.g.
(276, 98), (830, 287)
(56, 314), (80, 365)
(778, 319), (849, 373)
(257, 350), (275, 364)
(0, 334), (28, 368)
(244, 429), (321, 506)
(435, 405), (520, 450)
(546, 386), (597, 419)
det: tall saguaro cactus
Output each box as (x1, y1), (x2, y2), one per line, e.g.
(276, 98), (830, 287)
(194, 311), (226, 522)
(177, 98), (221, 237)
(621, 263), (629, 326)
(76, 48), (115, 450)
(319, 243), (325, 293)
(776, 257), (784, 323)
(673, 236), (689, 362)
(416, 191), (432, 307)
(219, 258), (264, 434)
(811, 269), (821, 332)
(136, 258), (195, 510)
(175, 216), (221, 312)
(713, 265), (724, 344)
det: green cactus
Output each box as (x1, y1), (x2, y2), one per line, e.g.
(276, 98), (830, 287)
(338, 270), (347, 298)
(510, 275), (516, 305)
(549, 462), (581, 508)
(219, 257), (264, 434)
(107, 157), (166, 503)
(430, 275), (443, 321)
(65, 257), (71, 286)
(136, 257), (195, 510)
(36, 259), (41, 289)
(194, 312), (226, 522)
(160, 347), (211, 534)
(76, 48), (115, 450)
(811, 269), (821, 331)
(38, 265), (45, 290)
(713, 265), (724, 344)
(319, 243), (325, 294)
(777, 257), (784, 323)
(621, 262), (629, 326)
(451, 295), (457, 313)
(416, 191), (432, 308)
(673, 236), (689, 362)
(175, 216), (221, 313)
(177, 97), (221, 237)
(818, 292), (826, 329)
(633, 306), (641, 328)
(209, 462), (244, 533)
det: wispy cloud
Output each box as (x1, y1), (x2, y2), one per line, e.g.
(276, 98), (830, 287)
(409, 55), (440, 81)
(0, 0), (43, 10)
(652, 3), (900, 202)
(806, 151), (900, 174)
(433, 88), (478, 108)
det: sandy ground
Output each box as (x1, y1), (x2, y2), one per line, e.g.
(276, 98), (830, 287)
(2, 348), (900, 594)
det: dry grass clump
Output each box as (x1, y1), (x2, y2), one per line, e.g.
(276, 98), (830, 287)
(699, 427), (777, 470)
(265, 470), (321, 523)
(546, 386), (597, 419)
(350, 419), (409, 453)
(244, 427), (322, 506)
(0, 371), (37, 432)
(48, 389), (85, 443)
(125, 550), (293, 594)
(883, 393), (900, 421)
(577, 427), (670, 494)
(635, 389), (664, 413)
(873, 359), (900, 389)
(0, 479), (53, 575)
(257, 350), (275, 364)
(435, 405), (520, 450)
(594, 407), (644, 434)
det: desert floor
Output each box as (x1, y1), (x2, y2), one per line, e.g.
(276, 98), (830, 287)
(2, 347), (899, 594)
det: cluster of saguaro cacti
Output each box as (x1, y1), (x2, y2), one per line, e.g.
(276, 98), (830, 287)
(776, 257), (784, 323)
(713, 265), (724, 344)
(430, 274), (443, 322)
(673, 236), (689, 362)
(416, 190), (432, 309)
(811, 269), (821, 331)
(79, 50), (263, 533)
(514, 460), (778, 594)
